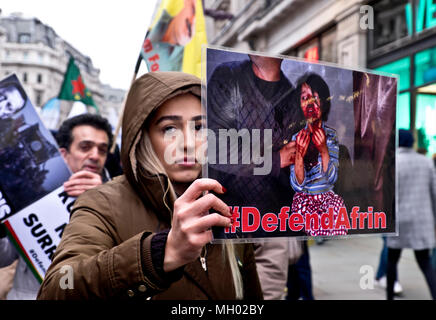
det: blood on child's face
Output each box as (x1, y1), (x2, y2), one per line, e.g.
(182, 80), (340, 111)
(300, 83), (322, 123)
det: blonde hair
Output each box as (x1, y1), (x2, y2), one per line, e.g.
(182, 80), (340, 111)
(136, 128), (244, 299)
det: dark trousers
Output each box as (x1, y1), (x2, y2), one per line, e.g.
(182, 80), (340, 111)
(387, 248), (436, 300)
(286, 241), (314, 300)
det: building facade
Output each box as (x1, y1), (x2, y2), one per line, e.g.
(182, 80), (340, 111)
(0, 12), (125, 129)
(205, 0), (436, 157)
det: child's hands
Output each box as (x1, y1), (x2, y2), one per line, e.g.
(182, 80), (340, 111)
(279, 141), (296, 168)
(296, 129), (310, 159)
(311, 126), (328, 155)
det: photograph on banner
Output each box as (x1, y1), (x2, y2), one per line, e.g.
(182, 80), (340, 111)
(203, 47), (397, 241)
(0, 74), (71, 222)
(140, 0), (207, 76)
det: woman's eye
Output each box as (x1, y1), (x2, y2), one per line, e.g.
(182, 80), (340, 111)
(194, 123), (204, 131)
(163, 126), (177, 134)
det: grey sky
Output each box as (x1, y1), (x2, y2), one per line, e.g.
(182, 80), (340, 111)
(1, 0), (159, 90)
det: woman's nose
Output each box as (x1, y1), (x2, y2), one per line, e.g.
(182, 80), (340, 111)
(183, 123), (196, 154)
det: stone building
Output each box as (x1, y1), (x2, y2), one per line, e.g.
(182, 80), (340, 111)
(0, 11), (125, 129)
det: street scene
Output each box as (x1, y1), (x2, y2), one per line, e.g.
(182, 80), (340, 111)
(310, 236), (433, 300)
(0, 0), (435, 308)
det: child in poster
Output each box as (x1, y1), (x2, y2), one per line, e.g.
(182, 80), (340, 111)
(290, 73), (348, 236)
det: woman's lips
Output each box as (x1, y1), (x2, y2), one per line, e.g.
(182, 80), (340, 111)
(175, 157), (197, 167)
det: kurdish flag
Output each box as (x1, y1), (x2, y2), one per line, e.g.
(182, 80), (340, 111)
(140, 0), (207, 77)
(58, 57), (97, 110)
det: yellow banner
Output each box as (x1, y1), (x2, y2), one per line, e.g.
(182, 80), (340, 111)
(141, 0), (207, 77)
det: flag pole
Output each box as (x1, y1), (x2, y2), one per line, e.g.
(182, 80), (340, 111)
(110, 53), (143, 154)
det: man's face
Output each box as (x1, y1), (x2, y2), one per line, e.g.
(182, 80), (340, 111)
(60, 125), (109, 174)
(0, 84), (25, 118)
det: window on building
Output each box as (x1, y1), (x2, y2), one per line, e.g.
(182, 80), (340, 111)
(37, 74), (43, 84)
(290, 27), (337, 64)
(414, 47), (436, 87)
(18, 33), (31, 43)
(372, 0), (409, 50)
(375, 57), (410, 91)
(34, 90), (43, 106)
(373, 45), (436, 156)
(415, 92), (436, 155)
(370, 0), (436, 57)
(297, 38), (318, 61)
(375, 57), (411, 130)
(23, 72), (28, 83)
(398, 92), (411, 130)
(321, 27), (337, 63)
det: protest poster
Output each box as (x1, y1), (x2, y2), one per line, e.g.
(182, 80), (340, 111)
(203, 47), (398, 241)
(3, 187), (75, 282)
(0, 74), (73, 281)
(140, 0), (207, 77)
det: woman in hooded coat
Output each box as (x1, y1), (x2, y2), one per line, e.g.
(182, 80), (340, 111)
(37, 72), (262, 300)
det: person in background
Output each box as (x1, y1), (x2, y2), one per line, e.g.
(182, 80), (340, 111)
(56, 114), (113, 194)
(386, 129), (436, 300)
(374, 236), (403, 295)
(286, 241), (314, 300)
(37, 71), (262, 300)
(0, 113), (113, 299)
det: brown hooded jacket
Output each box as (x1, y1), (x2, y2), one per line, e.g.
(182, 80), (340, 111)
(37, 72), (262, 300)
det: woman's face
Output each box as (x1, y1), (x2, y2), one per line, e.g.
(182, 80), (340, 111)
(148, 93), (205, 183)
(300, 82), (322, 123)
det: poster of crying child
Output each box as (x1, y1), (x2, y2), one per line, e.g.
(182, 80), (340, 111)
(203, 46), (398, 241)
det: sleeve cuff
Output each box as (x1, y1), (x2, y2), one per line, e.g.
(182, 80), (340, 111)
(141, 230), (184, 289)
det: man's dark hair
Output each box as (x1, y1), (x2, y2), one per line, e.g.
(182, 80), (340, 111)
(56, 114), (113, 151)
(398, 129), (414, 148)
(293, 73), (331, 122)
